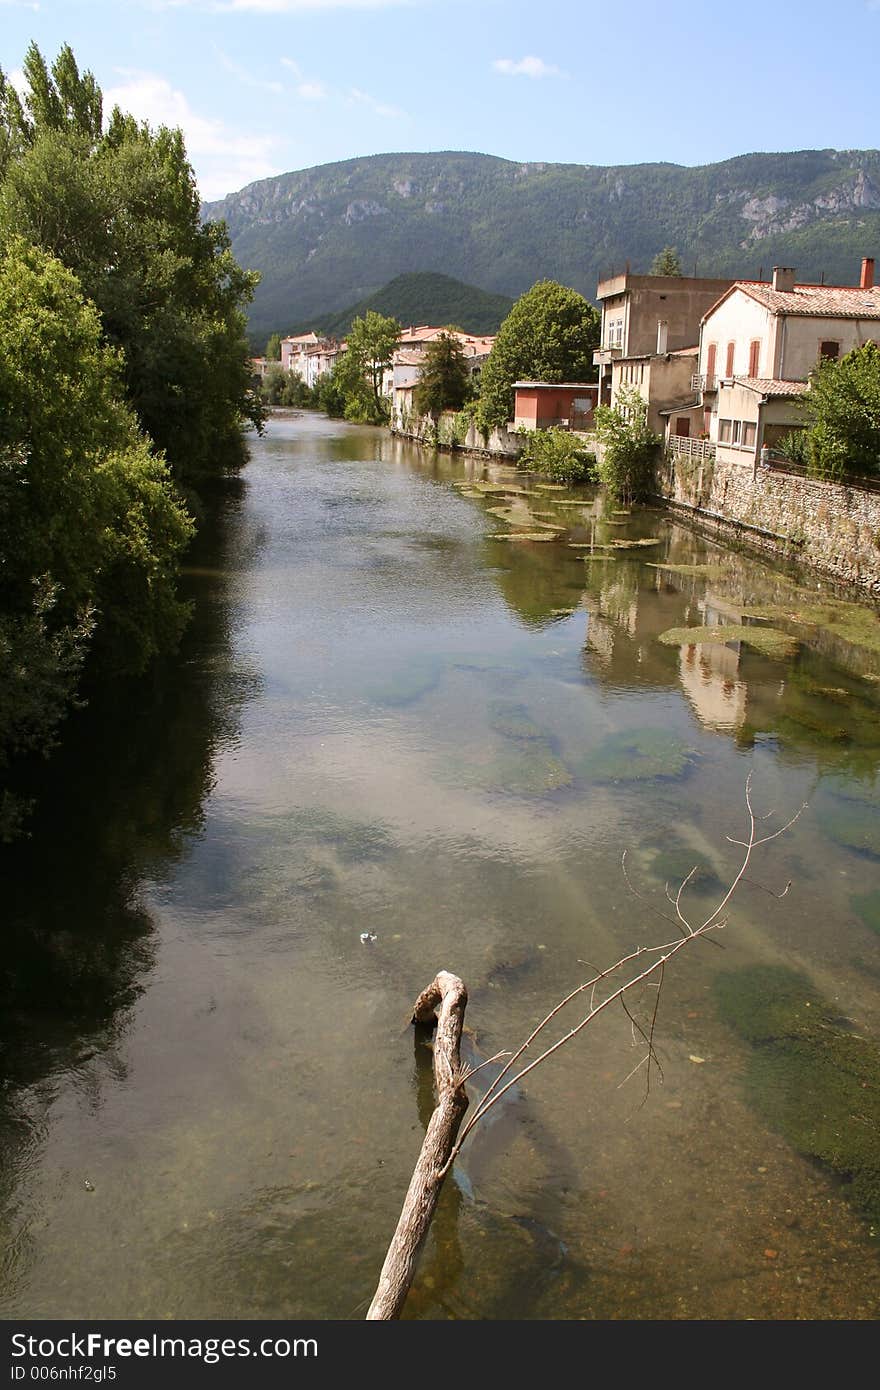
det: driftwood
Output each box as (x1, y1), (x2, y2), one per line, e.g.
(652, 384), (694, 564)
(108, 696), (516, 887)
(366, 970), (469, 1320)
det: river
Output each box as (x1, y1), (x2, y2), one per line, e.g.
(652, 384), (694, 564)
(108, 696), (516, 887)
(2, 410), (879, 1319)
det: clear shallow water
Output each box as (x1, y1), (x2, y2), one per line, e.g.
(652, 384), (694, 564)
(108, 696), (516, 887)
(2, 410), (880, 1319)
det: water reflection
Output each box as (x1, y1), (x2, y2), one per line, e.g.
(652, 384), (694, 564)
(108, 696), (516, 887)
(1, 414), (879, 1320)
(0, 483), (259, 1304)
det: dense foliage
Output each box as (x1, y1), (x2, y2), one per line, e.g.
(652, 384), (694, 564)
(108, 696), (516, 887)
(519, 428), (596, 484)
(334, 311), (400, 422)
(203, 148), (880, 342)
(0, 43), (260, 833)
(305, 272), (513, 340)
(477, 280), (599, 430)
(1, 43), (263, 498)
(650, 246), (683, 275)
(594, 387), (662, 503)
(414, 333), (471, 418)
(803, 342), (880, 480)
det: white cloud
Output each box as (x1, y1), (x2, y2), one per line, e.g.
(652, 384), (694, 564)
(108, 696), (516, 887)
(104, 72), (281, 200)
(492, 56), (566, 80)
(215, 48), (284, 95)
(280, 58), (327, 101)
(348, 86), (406, 119)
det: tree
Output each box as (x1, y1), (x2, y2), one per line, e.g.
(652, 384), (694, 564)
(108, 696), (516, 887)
(414, 332), (471, 418)
(650, 246), (683, 276)
(266, 332), (282, 361)
(594, 386), (661, 503)
(803, 341), (880, 480)
(519, 427), (595, 484)
(0, 44), (264, 499)
(0, 239), (192, 772)
(477, 280), (600, 430)
(344, 311), (401, 418)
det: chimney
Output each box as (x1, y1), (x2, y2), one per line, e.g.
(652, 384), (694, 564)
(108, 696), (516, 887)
(772, 266), (797, 292)
(861, 257), (875, 290)
(656, 320), (669, 354)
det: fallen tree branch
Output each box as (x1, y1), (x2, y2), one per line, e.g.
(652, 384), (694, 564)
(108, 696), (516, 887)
(366, 970), (469, 1320)
(368, 776), (804, 1319)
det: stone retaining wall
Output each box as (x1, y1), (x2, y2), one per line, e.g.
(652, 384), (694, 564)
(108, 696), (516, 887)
(659, 451), (880, 593)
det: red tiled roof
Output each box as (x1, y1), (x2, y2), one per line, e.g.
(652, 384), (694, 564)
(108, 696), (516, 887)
(731, 376), (810, 397)
(736, 283), (880, 319)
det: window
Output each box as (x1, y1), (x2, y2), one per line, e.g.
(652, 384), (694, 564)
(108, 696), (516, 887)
(731, 420), (742, 444)
(819, 340), (840, 361)
(719, 419), (733, 443)
(749, 340), (761, 376)
(743, 422), (757, 447)
(725, 342), (736, 378)
(607, 318), (624, 349)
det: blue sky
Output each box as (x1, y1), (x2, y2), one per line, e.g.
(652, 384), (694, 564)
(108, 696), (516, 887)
(2, 0), (879, 201)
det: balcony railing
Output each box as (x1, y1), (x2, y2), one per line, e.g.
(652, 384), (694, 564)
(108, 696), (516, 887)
(691, 373), (716, 393)
(668, 435), (717, 463)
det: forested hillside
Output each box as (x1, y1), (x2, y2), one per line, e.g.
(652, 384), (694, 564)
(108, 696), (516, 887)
(204, 148), (880, 342)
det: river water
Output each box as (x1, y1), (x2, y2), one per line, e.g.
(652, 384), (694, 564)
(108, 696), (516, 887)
(2, 410), (879, 1320)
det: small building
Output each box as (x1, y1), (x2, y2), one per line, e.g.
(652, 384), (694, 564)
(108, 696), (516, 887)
(610, 347), (698, 436)
(513, 381), (598, 432)
(594, 271), (735, 407)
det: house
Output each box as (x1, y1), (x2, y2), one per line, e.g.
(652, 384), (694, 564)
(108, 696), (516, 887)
(513, 382), (598, 432)
(594, 271), (736, 408)
(386, 328), (496, 421)
(280, 332), (324, 376)
(609, 347), (698, 436)
(692, 258), (880, 469)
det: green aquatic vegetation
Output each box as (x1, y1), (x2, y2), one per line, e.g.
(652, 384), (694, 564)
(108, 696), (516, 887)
(850, 889), (880, 935)
(488, 700), (545, 740)
(367, 656), (444, 706)
(741, 594), (880, 658)
(645, 562), (727, 578)
(488, 742), (574, 794)
(491, 531), (561, 543)
(267, 806), (395, 863)
(657, 625), (800, 659)
(577, 727), (692, 783)
(607, 538), (661, 549)
(815, 797), (880, 858)
(474, 482), (530, 496)
(714, 964), (880, 1226)
(644, 843), (724, 896)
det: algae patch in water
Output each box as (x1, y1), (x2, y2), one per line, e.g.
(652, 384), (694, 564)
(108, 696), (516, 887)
(714, 964), (880, 1227)
(577, 727), (692, 783)
(850, 889), (880, 935)
(815, 798), (880, 858)
(658, 624), (800, 659)
(488, 700), (545, 741)
(645, 563), (727, 579)
(491, 531), (561, 543)
(367, 656), (443, 707)
(607, 537), (661, 549)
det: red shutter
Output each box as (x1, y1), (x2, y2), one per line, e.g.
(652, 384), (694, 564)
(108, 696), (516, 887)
(725, 342), (735, 378)
(749, 340), (761, 376)
(706, 343), (717, 383)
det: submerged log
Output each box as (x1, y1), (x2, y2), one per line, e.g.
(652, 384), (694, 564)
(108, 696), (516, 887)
(366, 971), (469, 1320)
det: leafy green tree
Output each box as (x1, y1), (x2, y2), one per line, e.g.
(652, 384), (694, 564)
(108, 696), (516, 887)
(414, 333), (471, 418)
(477, 280), (599, 430)
(650, 246), (683, 276)
(594, 387), (661, 503)
(0, 238), (193, 675)
(266, 332), (282, 361)
(519, 428), (596, 484)
(803, 341), (880, 480)
(0, 45), (264, 498)
(344, 311), (401, 416)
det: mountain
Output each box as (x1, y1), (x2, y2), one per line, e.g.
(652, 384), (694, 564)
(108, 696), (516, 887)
(202, 149), (880, 345)
(305, 272), (514, 338)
